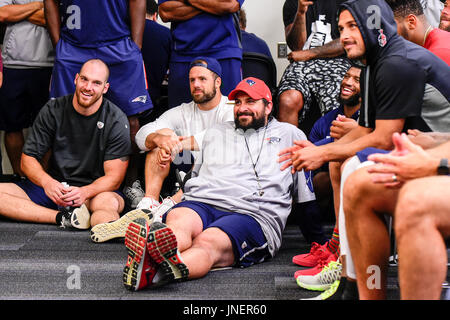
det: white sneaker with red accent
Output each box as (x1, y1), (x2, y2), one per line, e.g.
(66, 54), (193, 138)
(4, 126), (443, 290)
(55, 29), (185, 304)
(136, 197), (160, 210)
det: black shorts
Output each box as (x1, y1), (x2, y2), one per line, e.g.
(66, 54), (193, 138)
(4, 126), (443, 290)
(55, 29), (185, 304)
(0, 67), (52, 132)
(278, 57), (351, 123)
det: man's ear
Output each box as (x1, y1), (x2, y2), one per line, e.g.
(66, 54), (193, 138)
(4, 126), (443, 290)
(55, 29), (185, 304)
(74, 73), (79, 85)
(103, 82), (110, 94)
(265, 101), (273, 116)
(406, 14), (418, 30)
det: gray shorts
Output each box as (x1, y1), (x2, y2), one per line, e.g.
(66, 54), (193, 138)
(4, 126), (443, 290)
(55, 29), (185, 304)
(278, 57), (351, 124)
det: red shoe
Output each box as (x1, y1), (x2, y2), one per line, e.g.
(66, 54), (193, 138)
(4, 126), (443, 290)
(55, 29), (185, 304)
(294, 253), (337, 279)
(123, 218), (158, 291)
(292, 241), (334, 267)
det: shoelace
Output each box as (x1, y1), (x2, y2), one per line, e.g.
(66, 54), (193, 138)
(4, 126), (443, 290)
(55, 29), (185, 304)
(306, 242), (322, 256)
(318, 261), (342, 284)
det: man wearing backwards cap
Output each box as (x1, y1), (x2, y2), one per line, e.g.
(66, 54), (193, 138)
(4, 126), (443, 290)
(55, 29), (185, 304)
(121, 77), (317, 291)
(90, 57), (233, 243)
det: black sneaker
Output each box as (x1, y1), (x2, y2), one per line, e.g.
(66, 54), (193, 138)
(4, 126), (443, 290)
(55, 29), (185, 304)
(56, 204), (91, 229)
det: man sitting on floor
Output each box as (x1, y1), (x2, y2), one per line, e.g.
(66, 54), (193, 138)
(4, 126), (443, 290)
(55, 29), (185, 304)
(0, 59), (131, 229)
(121, 77), (318, 291)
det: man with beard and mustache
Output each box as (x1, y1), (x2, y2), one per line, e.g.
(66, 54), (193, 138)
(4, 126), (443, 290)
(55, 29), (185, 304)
(100, 58), (233, 223)
(290, 65), (361, 281)
(119, 77), (317, 291)
(439, 0), (450, 31)
(280, 0), (450, 300)
(0, 59), (131, 230)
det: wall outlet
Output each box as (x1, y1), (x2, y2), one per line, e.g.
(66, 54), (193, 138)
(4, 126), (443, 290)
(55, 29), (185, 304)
(277, 42), (288, 59)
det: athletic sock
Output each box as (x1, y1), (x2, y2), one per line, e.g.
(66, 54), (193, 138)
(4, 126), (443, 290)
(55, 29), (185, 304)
(327, 228), (340, 256)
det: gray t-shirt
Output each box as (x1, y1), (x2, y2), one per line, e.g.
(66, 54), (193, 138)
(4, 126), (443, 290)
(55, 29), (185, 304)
(23, 94), (132, 186)
(183, 118), (316, 256)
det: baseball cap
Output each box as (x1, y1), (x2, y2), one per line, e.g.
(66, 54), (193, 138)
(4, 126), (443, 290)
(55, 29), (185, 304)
(228, 77), (272, 103)
(189, 57), (222, 78)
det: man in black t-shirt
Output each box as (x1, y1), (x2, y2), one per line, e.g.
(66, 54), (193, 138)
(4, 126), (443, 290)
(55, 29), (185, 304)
(278, 0), (350, 133)
(0, 59), (132, 230)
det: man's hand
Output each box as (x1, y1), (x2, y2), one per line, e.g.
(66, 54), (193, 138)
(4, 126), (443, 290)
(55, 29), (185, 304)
(278, 140), (326, 173)
(297, 0), (313, 15)
(366, 132), (439, 188)
(154, 134), (184, 156)
(42, 179), (70, 207)
(59, 186), (88, 207)
(330, 115), (358, 140)
(288, 50), (314, 63)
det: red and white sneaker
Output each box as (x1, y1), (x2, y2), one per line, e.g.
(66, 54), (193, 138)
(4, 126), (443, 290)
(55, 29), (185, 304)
(147, 222), (189, 284)
(294, 253), (338, 279)
(123, 218), (158, 291)
(292, 241), (334, 267)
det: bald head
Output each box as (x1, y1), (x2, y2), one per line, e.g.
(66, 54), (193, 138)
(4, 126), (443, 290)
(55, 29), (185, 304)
(80, 59), (110, 83)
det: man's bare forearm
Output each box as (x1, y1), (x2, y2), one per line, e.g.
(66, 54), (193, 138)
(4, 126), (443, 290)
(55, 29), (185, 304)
(308, 39), (345, 59)
(285, 12), (308, 51)
(188, 0), (240, 15)
(0, 2), (42, 23)
(129, 0), (146, 49)
(159, 1), (202, 22)
(27, 8), (45, 26)
(43, 0), (60, 47)
(21, 153), (54, 188)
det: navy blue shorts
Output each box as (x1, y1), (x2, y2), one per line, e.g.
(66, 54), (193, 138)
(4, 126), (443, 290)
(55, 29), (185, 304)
(15, 179), (126, 211)
(356, 147), (389, 163)
(50, 37), (153, 116)
(168, 58), (242, 108)
(0, 67), (52, 132)
(164, 200), (270, 268)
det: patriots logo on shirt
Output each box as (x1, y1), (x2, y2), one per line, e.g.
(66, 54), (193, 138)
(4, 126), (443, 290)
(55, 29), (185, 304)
(304, 171), (314, 193)
(266, 137), (281, 144)
(97, 121), (104, 129)
(246, 79), (256, 86)
(131, 95), (148, 103)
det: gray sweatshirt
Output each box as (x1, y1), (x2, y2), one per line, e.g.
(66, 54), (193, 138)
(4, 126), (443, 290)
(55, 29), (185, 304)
(0, 0), (54, 68)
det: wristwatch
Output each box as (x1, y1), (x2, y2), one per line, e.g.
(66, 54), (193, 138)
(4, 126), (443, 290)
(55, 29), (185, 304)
(437, 158), (449, 175)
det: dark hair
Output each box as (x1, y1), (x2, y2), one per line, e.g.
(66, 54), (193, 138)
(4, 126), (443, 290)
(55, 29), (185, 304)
(146, 0), (158, 15)
(385, 0), (424, 17)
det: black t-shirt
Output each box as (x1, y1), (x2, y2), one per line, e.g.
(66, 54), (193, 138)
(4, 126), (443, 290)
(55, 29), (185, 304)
(283, 0), (344, 48)
(23, 95), (132, 186)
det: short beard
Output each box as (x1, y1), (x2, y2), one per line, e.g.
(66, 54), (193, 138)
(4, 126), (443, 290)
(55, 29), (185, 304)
(192, 86), (217, 104)
(439, 21), (450, 32)
(234, 113), (266, 131)
(338, 93), (361, 107)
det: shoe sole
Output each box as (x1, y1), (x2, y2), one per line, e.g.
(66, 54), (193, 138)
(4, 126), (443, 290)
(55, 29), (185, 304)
(296, 277), (332, 291)
(123, 218), (150, 291)
(90, 209), (153, 243)
(71, 204), (91, 230)
(147, 222), (189, 283)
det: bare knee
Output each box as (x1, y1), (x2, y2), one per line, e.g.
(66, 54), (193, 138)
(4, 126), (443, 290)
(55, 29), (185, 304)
(394, 181), (430, 240)
(191, 229), (234, 268)
(342, 168), (370, 219)
(89, 192), (124, 225)
(278, 90), (304, 114)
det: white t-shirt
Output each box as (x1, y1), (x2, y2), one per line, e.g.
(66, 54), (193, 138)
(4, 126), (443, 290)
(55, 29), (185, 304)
(135, 95), (234, 157)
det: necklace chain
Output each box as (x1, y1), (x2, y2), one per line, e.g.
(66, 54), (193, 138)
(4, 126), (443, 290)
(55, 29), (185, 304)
(243, 125), (268, 196)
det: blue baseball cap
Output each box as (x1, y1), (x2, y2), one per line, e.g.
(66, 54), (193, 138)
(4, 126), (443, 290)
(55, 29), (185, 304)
(189, 56), (222, 78)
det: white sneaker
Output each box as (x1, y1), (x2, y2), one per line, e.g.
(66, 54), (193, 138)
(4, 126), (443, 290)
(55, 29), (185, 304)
(124, 180), (145, 209)
(151, 197), (176, 223)
(136, 197), (160, 210)
(296, 260), (342, 291)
